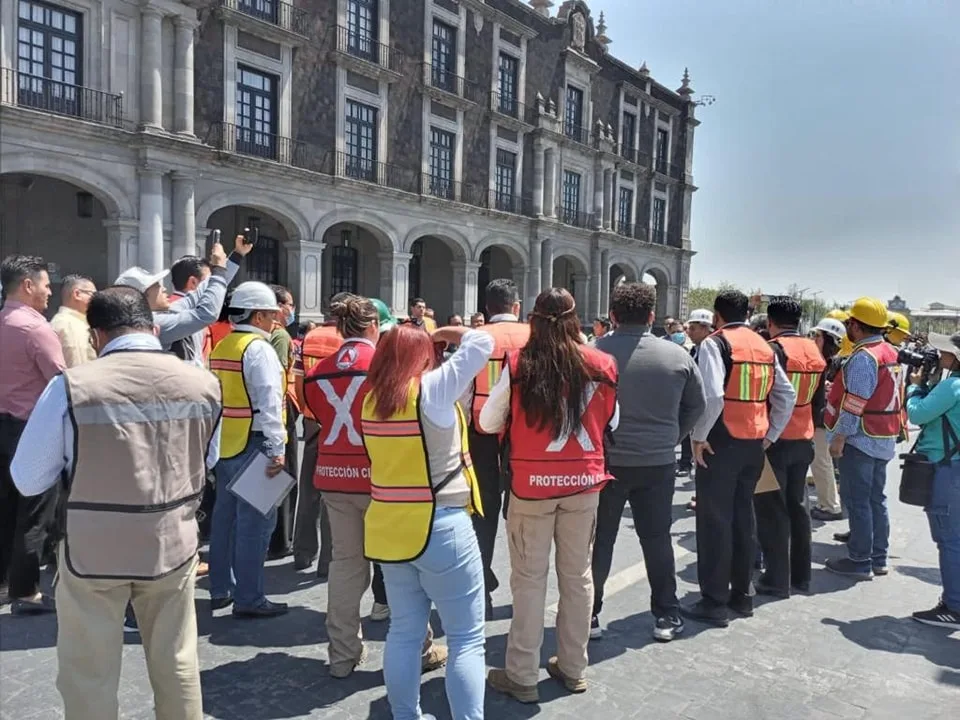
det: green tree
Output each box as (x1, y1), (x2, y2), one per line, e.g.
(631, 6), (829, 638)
(685, 282), (740, 314)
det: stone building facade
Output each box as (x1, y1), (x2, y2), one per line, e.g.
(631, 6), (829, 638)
(0, 0), (697, 322)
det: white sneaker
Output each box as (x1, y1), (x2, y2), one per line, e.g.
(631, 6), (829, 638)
(370, 602), (390, 621)
(421, 715), (437, 720)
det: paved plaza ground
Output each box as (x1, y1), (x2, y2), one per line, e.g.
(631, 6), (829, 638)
(2, 456), (957, 720)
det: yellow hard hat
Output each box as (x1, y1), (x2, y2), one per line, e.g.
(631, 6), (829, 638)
(886, 311), (911, 344)
(826, 309), (849, 322)
(847, 297), (888, 329)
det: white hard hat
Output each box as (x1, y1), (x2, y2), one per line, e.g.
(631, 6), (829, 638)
(687, 308), (713, 326)
(814, 318), (846, 341)
(115, 266), (169, 293)
(229, 281), (279, 312)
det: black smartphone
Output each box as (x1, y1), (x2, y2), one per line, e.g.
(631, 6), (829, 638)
(242, 226), (259, 246)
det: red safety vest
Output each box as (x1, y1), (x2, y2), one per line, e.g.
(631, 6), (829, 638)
(298, 324), (344, 420)
(713, 324), (776, 440)
(823, 340), (902, 439)
(505, 345), (618, 500)
(471, 321), (530, 431)
(303, 338), (376, 493)
(771, 334), (826, 441)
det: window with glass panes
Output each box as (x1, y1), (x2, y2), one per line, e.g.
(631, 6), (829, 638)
(409, 239), (423, 299)
(497, 53), (518, 115)
(17, 1), (82, 113)
(239, 0), (277, 24)
(429, 127), (455, 199)
(564, 85), (583, 140)
(621, 111), (636, 157)
(618, 187), (633, 232)
(331, 245), (359, 295)
(236, 66), (278, 158)
(347, 0), (377, 60)
(495, 149), (516, 211)
(561, 170), (581, 222)
(652, 197), (666, 243)
(655, 128), (669, 173)
(431, 20), (456, 91)
(345, 100), (378, 181)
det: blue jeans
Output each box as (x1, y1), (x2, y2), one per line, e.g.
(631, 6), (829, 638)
(209, 436), (278, 608)
(380, 506), (485, 720)
(926, 459), (960, 611)
(838, 445), (890, 570)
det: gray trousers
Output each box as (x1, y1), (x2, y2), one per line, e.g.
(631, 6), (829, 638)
(293, 419), (331, 568)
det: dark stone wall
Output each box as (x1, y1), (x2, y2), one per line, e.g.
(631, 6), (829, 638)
(387, 0), (425, 172)
(290, 1), (337, 172)
(193, 12), (224, 143)
(462, 8), (494, 194)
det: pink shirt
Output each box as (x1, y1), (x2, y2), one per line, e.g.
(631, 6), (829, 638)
(0, 300), (66, 420)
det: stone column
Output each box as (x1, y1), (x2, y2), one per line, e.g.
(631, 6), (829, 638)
(171, 172), (195, 261)
(600, 249), (611, 316)
(140, 6), (163, 130)
(593, 166), (604, 229)
(174, 16), (196, 136)
(589, 243), (602, 319)
(540, 238), (554, 289)
(195, 227), (211, 257)
(526, 236), (542, 311)
(532, 140), (545, 217)
(287, 240), (325, 322)
(603, 169), (614, 229)
(103, 219), (140, 280)
(571, 273), (588, 314)
(138, 167), (164, 272)
(451, 260), (482, 318)
(543, 148), (556, 218)
(512, 265), (528, 312)
(379, 251), (413, 317)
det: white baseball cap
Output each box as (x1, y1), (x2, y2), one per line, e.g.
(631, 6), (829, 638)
(115, 267), (169, 293)
(687, 308), (713, 326)
(813, 318), (846, 341)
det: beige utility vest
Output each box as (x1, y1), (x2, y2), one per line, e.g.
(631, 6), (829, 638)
(63, 350), (221, 580)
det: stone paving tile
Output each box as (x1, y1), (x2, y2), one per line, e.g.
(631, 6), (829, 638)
(2, 460), (958, 720)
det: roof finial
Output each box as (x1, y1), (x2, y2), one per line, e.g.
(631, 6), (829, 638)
(529, 0), (554, 17)
(596, 11), (610, 49)
(638, 61), (649, 77)
(677, 67), (693, 96)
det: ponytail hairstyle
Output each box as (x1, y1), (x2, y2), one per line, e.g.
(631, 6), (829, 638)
(515, 288), (593, 440)
(328, 293), (378, 339)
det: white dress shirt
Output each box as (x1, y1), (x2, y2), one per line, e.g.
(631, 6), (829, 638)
(10, 333), (222, 497)
(232, 324), (287, 457)
(690, 323), (797, 444)
(424, 330), (495, 427)
(479, 364), (621, 435)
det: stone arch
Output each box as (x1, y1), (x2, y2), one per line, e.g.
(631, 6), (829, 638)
(312, 208), (398, 251)
(402, 223), (471, 259)
(551, 245), (590, 273)
(640, 260), (674, 288)
(196, 190), (311, 242)
(0, 152), (134, 218)
(472, 234), (528, 265)
(608, 255), (641, 284)
(640, 261), (674, 323)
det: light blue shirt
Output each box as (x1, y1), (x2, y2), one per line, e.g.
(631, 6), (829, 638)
(10, 333), (222, 497)
(906, 371), (960, 463)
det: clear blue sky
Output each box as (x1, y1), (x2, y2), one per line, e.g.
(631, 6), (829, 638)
(594, 0), (959, 308)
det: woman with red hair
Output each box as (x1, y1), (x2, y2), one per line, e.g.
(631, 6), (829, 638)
(361, 322), (493, 720)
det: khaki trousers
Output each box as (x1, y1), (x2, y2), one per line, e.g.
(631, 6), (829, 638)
(325, 492), (373, 667)
(55, 546), (202, 720)
(505, 491), (599, 686)
(812, 428), (841, 513)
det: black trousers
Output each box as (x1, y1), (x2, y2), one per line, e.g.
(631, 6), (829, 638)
(293, 419), (331, 567)
(755, 439), (814, 591)
(694, 438), (765, 607)
(468, 429), (503, 595)
(592, 464), (679, 618)
(270, 399), (300, 556)
(372, 563), (387, 605)
(678, 436), (694, 471)
(0, 413), (59, 598)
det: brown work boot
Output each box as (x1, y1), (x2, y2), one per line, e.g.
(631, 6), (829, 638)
(421, 643), (448, 673)
(546, 657), (587, 694)
(330, 644), (368, 679)
(487, 668), (539, 703)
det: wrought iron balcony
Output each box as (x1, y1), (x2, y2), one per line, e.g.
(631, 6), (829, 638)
(650, 228), (667, 245)
(493, 191), (522, 213)
(563, 121), (591, 146)
(489, 91), (528, 122)
(422, 173), (458, 201)
(557, 206), (594, 229)
(421, 63), (482, 105)
(655, 156), (682, 179)
(335, 26), (403, 75)
(614, 222), (645, 241)
(334, 151), (420, 194)
(1, 68), (123, 128)
(219, 0), (308, 36)
(619, 144), (651, 167)
(208, 121), (306, 167)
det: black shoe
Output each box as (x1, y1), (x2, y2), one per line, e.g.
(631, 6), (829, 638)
(912, 601), (960, 629)
(316, 563), (330, 580)
(811, 508), (844, 522)
(293, 555), (315, 571)
(210, 596), (234, 611)
(675, 465), (692, 477)
(485, 594), (494, 622)
(233, 599), (289, 618)
(652, 615), (684, 642)
(791, 581), (811, 594)
(727, 594), (754, 618)
(755, 576), (790, 599)
(10, 595), (56, 616)
(833, 531), (851, 543)
(824, 557), (871, 580)
(589, 615), (602, 640)
(681, 599), (729, 628)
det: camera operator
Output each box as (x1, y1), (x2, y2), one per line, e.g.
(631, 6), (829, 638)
(904, 333), (960, 629)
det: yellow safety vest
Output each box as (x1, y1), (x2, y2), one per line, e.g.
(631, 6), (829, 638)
(210, 331), (287, 460)
(361, 381), (482, 563)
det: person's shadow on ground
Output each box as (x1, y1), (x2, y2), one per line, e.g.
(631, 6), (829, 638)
(822, 615), (959, 675)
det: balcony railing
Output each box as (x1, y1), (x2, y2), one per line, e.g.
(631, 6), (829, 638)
(422, 63), (483, 104)
(220, 0), (308, 36)
(620, 145), (651, 167)
(563, 122), (591, 146)
(489, 91), (527, 121)
(2, 68), (123, 127)
(655, 157), (682, 179)
(208, 121), (306, 166)
(557, 206), (593, 229)
(335, 26), (403, 73)
(650, 228), (666, 245)
(615, 222), (644, 241)
(422, 173), (457, 201)
(493, 191), (521, 213)
(334, 151), (420, 193)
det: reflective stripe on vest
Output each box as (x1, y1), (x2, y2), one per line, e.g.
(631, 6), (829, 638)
(774, 334), (827, 441)
(471, 322), (530, 431)
(505, 346), (618, 500)
(361, 381), (482, 563)
(823, 340), (902, 438)
(716, 325), (776, 440)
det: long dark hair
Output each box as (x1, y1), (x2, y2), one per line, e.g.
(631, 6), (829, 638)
(515, 288), (593, 440)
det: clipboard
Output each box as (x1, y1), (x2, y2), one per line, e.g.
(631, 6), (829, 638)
(754, 457), (780, 495)
(226, 451), (296, 517)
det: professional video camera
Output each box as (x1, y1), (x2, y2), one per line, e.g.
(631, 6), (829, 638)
(897, 338), (940, 375)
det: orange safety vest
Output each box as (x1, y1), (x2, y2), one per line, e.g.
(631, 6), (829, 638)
(471, 321), (531, 431)
(770, 333), (826, 441)
(823, 340), (902, 438)
(209, 320), (233, 353)
(712, 324), (776, 441)
(298, 324), (343, 420)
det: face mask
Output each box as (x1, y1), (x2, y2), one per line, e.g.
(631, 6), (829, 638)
(284, 309), (295, 327)
(671, 332), (686, 345)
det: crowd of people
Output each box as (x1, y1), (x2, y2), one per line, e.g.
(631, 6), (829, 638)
(1, 238), (958, 720)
